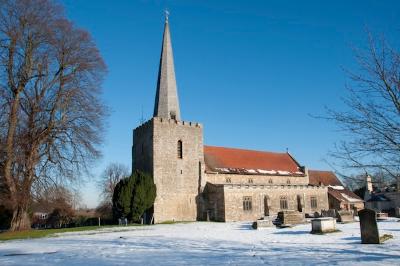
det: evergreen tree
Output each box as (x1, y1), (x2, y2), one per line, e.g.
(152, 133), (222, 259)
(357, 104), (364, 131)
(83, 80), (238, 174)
(131, 171), (157, 222)
(111, 171), (156, 223)
(112, 176), (134, 219)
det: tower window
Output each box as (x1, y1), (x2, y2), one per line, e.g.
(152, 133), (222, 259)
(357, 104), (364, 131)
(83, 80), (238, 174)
(177, 140), (183, 159)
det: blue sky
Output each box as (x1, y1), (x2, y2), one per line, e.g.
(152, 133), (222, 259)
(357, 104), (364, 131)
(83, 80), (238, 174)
(59, 0), (400, 207)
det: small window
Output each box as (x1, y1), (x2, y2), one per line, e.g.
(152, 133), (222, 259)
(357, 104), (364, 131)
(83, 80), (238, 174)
(280, 196), (288, 210)
(268, 179), (273, 184)
(177, 140), (183, 159)
(311, 196), (318, 209)
(225, 177), (231, 183)
(286, 179), (291, 185)
(248, 178), (253, 184)
(243, 196), (252, 211)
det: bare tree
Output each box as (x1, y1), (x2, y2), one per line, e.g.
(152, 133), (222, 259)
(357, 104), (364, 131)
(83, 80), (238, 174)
(326, 32), (400, 184)
(0, 0), (107, 231)
(98, 163), (129, 203)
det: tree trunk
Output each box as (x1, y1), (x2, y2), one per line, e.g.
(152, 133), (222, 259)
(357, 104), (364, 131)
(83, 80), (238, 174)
(10, 205), (31, 231)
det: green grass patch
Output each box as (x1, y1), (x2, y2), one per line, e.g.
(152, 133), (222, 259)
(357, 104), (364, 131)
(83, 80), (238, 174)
(0, 224), (139, 241)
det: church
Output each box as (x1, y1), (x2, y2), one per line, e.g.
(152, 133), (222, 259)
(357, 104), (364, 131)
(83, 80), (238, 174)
(133, 17), (336, 223)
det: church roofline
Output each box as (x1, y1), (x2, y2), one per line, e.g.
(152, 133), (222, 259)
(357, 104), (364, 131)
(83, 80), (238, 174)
(203, 145), (305, 176)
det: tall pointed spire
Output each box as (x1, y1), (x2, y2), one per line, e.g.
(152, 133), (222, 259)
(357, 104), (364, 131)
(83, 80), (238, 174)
(153, 11), (181, 120)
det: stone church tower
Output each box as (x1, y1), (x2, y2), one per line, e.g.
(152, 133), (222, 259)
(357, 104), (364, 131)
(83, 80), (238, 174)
(132, 17), (205, 223)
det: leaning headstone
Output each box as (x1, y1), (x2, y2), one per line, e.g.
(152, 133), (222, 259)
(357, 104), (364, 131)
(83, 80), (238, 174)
(252, 217), (273, 229)
(396, 208), (400, 218)
(277, 211), (305, 227)
(310, 217), (337, 234)
(337, 210), (354, 223)
(359, 208), (380, 244)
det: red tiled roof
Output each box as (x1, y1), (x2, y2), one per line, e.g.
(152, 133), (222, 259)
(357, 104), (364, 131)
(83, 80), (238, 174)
(204, 145), (303, 175)
(308, 170), (343, 186)
(328, 187), (363, 203)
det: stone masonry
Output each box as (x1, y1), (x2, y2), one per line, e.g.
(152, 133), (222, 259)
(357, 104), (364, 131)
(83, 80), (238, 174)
(133, 117), (204, 223)
(132, 17), (330, 223)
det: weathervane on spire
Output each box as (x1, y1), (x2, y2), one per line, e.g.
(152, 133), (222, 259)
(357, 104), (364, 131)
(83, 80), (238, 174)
(164, 9), (170, 23)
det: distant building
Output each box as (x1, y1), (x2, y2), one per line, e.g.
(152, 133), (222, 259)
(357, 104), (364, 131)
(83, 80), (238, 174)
(132, 16), (338, 223)
(364, 174), (400, 215)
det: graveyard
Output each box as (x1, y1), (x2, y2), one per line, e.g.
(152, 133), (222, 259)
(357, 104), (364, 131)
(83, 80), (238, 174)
(1, 218), (399, 265)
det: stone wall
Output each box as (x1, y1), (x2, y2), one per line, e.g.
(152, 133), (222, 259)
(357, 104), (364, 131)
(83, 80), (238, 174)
(206, 172), (309, 186)
(133, 119), (154, 174)
(152, 117), (204, 222)
(204, 183), (329, 222)
(133, 117), (205, 223)
(203, 183), (225, 221)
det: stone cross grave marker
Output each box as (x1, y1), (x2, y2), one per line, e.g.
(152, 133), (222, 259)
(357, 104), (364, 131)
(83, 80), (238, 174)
(359, 208), (379, 244)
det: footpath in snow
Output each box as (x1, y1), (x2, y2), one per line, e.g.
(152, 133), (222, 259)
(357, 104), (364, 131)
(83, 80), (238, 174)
(0, 219), (400, 265)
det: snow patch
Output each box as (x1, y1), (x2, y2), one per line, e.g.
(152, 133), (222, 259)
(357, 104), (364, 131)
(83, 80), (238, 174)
(277, 170), (291, 175)
(329, 185), (345, 190)
(257, 169), (277, 174)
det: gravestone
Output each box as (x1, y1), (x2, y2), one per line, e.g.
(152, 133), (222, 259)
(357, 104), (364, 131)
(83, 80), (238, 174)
(277, 211), (305, 227)
(252, 217), (273, 229)
(376, 212), (388, 220)
(359, 208), (380, 244)
(396, 208), (400, 218)
(310, 217), (337, 234)
(321, 209), (337, 218)
(337, 210), (354, 223)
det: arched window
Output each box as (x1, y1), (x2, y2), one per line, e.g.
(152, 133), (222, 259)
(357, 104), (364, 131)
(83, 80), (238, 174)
(286, 179), (291, 185)
(268, 179), (273, 184)
(177, 140), (183, 159)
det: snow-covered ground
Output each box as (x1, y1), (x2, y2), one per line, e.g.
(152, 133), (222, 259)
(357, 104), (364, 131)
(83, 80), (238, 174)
(1, 219), (400, 265)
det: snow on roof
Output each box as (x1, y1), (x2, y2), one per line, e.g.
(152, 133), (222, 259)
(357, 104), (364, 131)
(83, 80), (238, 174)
(340, 193), (362, 203)
(329, 185), (344, 190)
(246, 169), (257, 174)
(257, 169), (277, 175)
(328, 187), (363, 203)
(277, 170), (291, 175)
